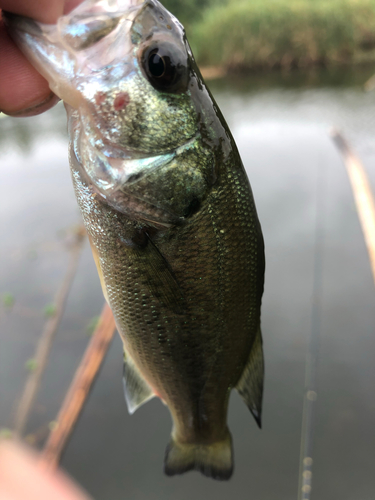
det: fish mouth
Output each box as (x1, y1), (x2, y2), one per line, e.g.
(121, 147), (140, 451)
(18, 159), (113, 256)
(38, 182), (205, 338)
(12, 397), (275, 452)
(4, 0), (146, 107)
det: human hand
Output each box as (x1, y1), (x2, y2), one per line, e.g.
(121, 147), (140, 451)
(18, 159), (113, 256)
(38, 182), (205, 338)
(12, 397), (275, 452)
(0, 440), (92, 500)
(0, 0), (82, 116)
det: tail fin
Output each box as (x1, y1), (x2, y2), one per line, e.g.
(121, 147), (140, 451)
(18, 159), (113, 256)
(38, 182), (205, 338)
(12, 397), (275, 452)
(164, 431), (233, 480)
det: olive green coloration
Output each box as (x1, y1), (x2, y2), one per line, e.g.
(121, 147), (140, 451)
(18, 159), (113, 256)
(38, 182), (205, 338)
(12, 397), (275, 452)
(6, 0), (265, 480)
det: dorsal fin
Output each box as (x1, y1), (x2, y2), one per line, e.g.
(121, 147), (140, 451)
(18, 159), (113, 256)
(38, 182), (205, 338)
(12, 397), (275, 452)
(235, 326), (264, 428)
(123, 350), (155, 414)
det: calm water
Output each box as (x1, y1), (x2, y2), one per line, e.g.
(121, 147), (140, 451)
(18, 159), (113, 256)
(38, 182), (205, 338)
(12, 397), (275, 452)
(1, 69), (375, 499)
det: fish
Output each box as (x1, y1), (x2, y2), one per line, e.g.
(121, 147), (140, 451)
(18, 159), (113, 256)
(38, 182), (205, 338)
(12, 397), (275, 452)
(5, 0), (265, 480)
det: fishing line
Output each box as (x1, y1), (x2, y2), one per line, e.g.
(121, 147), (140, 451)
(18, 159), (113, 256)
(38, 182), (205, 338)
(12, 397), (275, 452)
(297, 149), (326, 500)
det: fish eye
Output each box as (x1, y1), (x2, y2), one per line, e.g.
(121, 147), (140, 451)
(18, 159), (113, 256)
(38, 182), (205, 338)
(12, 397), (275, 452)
(148, 51), (166, 78)
(141, 42), (188, 93)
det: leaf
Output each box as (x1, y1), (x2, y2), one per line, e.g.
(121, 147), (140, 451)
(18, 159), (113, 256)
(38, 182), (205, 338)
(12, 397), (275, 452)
(86, 315), (100, 335)
(3, 293), (15, 308)
(25, 359), (38, 372)
(43, 304), (57, 317)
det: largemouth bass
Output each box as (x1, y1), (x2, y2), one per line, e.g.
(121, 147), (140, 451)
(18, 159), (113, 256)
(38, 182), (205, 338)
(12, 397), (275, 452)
(6, 0), (265, 480)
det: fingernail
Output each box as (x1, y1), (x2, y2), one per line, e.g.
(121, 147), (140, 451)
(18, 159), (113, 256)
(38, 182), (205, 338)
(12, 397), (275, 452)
(4, 92), (59, 117)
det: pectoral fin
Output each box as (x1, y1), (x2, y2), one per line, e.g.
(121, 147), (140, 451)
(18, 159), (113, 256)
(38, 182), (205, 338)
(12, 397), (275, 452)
(142, 237), (185, 315)
(235, 326), (264, 428)
(123, 350), (155, 414)
(120, 229), (185, 315)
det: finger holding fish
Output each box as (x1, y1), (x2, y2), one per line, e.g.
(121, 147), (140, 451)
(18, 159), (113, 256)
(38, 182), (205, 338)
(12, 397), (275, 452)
(0, 0), (82, 116)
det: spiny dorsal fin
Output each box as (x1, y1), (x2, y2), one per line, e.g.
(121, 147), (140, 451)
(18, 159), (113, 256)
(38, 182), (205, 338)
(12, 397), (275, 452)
(235, 326), (264, 428)
(123, 350), (155, 414)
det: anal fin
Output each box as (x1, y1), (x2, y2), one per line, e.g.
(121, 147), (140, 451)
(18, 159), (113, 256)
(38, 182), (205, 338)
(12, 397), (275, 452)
(235, 326), (264, 428)
(123, 350), (155, 414)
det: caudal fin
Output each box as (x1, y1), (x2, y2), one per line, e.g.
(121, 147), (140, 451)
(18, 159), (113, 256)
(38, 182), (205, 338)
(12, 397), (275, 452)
(164, 432), (233, 480)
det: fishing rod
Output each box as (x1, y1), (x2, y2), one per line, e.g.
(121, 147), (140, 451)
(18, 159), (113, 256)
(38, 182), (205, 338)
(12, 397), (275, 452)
(297, 148), (326, 500)
(298, 129), (375, 499)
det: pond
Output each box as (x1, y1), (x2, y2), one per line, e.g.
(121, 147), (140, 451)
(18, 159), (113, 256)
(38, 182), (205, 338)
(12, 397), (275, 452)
(1, 68), (375, 500)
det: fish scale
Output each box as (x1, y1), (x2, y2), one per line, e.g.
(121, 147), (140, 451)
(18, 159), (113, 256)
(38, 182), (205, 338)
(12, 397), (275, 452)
(6, 0), (265, 480)
(71, 142), (260, 431)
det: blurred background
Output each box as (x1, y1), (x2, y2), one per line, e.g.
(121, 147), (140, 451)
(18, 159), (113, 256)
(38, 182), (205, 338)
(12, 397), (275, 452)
(1, 0), (375, 498)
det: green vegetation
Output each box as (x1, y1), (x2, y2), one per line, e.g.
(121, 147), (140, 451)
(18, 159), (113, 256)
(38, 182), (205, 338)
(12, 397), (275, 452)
(25, 358), (38, 372)
(162, 0), (215, 27)
(49, 421), (58, 431)
(86, 315), (100, 335)
(43, 303), (57, 317)
(2, 292), (15, 308)
(164, 0), (375, 71)
(0, 428), (13, 439)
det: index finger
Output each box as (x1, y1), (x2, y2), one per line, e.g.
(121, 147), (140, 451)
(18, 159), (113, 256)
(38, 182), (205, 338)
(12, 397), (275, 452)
(1, 0), (63, 26)
(0, 0), (82, 116)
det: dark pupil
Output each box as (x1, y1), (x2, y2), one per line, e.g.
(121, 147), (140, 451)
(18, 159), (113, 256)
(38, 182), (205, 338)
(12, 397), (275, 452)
(148, 53), (165, 78)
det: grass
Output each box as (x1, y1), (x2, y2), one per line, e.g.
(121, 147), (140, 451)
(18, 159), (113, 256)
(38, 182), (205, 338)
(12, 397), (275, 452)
(188, 0), (375, 71)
